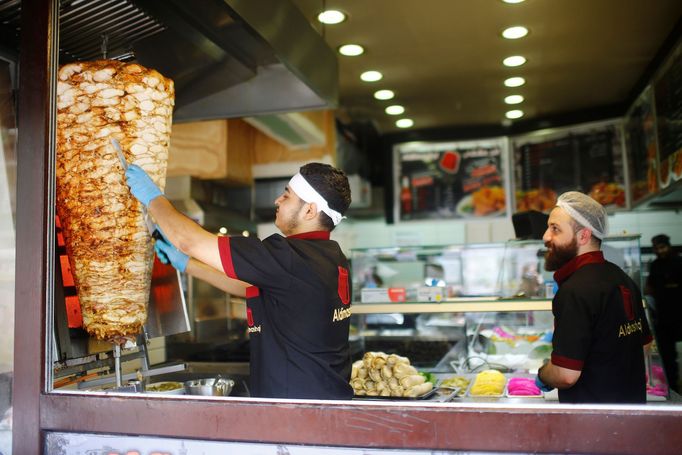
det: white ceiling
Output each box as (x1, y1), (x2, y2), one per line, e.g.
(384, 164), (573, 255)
(292, 0), (682, 134)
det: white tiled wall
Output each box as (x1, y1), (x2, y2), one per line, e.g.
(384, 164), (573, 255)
(609, 210), (682, 246)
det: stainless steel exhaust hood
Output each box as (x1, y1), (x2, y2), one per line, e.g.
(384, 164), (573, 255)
(55, 0), (338, 121)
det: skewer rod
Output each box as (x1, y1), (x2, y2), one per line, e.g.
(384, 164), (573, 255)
(113, 344), (122, 387)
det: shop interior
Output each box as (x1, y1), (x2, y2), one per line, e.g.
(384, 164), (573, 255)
(2, 0), (682, 453)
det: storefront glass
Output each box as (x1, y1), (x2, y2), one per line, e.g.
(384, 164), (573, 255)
(0, 57), (17, 454)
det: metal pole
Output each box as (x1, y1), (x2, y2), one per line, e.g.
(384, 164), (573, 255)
(113, 344), (122, 387)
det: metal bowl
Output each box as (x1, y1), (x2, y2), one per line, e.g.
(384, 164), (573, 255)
(184, 378), (235, 396)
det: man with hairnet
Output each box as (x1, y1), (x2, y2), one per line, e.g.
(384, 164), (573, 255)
(535, 191), (653, 403)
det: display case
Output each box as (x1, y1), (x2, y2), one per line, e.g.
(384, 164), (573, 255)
(350, 235), (643, 307)
(348, 235), (666, 400)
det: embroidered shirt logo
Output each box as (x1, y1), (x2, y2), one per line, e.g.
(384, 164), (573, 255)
(338, 266), (350, 305)
(333, 306), (352, 322)
(618, 318), (643, 338)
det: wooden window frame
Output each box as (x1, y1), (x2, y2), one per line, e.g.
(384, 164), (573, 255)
(12, 0), (682, 453)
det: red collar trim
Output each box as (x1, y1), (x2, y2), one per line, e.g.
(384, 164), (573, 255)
(287, 231), (330, 240)
(554, 251), (605, 285)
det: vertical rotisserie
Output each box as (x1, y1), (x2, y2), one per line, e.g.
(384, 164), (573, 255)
(56, 60), (174, 342)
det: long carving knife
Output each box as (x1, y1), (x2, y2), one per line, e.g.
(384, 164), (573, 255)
(111, 138), (161, 239)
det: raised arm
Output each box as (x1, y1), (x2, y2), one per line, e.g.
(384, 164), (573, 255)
(125, 164), (223, 272)
(185, 258), (249, 297)
(155, 236), (249, 297)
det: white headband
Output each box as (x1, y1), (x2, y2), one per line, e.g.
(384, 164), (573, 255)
(556, 200), (608, 239)
(288, 173), (346, 226)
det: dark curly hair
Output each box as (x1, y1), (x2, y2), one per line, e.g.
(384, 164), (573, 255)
(299, 162), (351, 231)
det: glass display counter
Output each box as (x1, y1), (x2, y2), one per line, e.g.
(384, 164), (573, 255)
(348, 235), (669, 400)
(350, 235), (643, 306)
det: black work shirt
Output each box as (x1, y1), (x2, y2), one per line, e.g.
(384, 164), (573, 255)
(218, 231), (353, 400)
(647, 254), (682, 324)
(551, 251), (653, 404)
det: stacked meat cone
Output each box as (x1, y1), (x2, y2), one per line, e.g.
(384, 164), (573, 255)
(56, 60), (174, 343)
(350, 352), (433, 397)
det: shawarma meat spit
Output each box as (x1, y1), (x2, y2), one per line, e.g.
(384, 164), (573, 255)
(56, 60), (174, 342)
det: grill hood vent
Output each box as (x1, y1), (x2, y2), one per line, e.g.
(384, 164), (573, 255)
(56, 0), (338, 122)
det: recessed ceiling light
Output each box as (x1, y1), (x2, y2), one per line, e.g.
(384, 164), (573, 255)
(504, 95), (524, 104)
(505, 109), (524, 119)
(339, 44), (364, 56)
(374, 89), (395, 100)
(317, 10), (346, 25)
(501, 0), (525, 4)
(360, 71), (383, 82)
(504, 77), (526, 87)
(385, 105), (405, 115)
(503, 55), (527, 67)
(502, 26), (528, 40)
(396, 118), (414, 128)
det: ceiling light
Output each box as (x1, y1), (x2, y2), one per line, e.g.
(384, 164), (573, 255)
(504, 77), (526, 87)
(396, 118), (414, 128)
(374, 89), (395, 100)
(385, 105), (405, 115)
(339, 44), (364, 56)
(219, 227), (228, 235)
(503, 55), (527, 67)
(504, 95), (524, 104)
(317, 10), (346, 24)
(502, 26), (528, 40)
(501, 0), (525, 3)
(360, 71), (383, 82)
(505, 110), (524, 119)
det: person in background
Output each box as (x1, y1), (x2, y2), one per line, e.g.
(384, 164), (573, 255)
(125, 162), (354, 400)
(535, 191), (652, 403)
(645, 234), (682, 393)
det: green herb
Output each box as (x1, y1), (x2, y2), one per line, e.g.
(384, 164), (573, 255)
(419, 371), (436, 384)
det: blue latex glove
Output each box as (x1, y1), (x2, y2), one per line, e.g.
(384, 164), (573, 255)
(155, 237), (189, 272)
(125, 164), (162, 207)
(535, 374), (554, 393)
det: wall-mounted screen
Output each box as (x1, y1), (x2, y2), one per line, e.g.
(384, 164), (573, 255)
(393, 138), (508, 222)
(624, 87), (659, 205)
(653, 42), (682, 189)
(512, 120), (626, 213)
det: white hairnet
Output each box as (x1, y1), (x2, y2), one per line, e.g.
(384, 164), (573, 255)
(555, 191), (609, 239)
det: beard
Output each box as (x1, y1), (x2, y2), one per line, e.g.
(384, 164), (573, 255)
(544, 235), (579, 271)
(275, 200), (305, 235)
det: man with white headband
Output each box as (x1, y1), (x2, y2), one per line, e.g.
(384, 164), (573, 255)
(535, 191), (652, 403)
(126, 162), (353, 399)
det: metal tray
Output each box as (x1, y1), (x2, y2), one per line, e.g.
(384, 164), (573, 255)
(465, 374), (506, 398)
(504, 376), (542, 398)
(354, 387), (438, 401)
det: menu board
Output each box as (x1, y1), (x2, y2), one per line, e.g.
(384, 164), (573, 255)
(624, 88), (658, 204)
(654, 43), (682, 188)
(394, 139), (507, 221)
(513, 122), (626, 213)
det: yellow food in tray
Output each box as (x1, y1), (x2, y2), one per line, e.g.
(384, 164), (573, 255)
(441, 376), (470, 396)
(469, 369), (506, 396)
